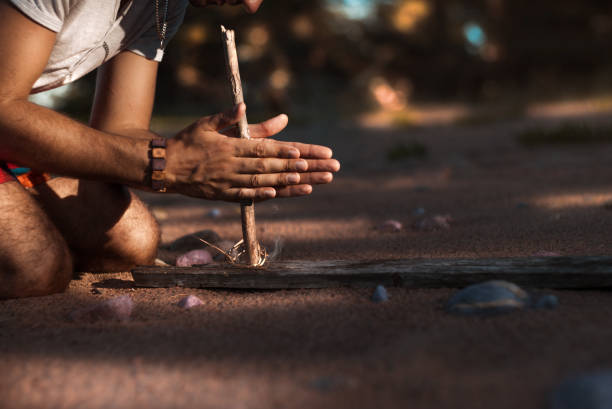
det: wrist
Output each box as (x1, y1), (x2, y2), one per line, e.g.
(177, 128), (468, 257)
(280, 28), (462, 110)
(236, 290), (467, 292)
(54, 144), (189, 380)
(148, 137), (167, 192)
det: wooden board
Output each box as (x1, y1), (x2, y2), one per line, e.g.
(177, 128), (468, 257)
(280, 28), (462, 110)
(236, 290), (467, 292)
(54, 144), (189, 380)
(132, 256), (612, 289)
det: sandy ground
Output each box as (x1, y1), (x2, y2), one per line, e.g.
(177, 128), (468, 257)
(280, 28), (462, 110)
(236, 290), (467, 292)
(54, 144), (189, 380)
(2, 115), (612, 409)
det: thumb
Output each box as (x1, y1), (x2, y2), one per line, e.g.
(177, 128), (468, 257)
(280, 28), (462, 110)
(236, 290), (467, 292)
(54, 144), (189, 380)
(198, 103), (246, 132)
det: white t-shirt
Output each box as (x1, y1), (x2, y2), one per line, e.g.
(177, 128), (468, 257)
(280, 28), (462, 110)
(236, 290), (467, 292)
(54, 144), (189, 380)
(10, 0), (188, 93)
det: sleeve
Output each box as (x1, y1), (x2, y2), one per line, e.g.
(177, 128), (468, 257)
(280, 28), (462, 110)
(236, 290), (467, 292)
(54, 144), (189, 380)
(127, 0), (187, 63)
(9, 0), (71, 32)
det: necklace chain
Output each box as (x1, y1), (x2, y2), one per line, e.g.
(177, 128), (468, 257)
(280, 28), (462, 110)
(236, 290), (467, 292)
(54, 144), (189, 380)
(155, 0), (169, 49)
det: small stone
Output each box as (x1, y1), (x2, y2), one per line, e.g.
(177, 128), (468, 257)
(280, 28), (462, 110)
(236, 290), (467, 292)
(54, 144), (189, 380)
(413, 214), (452, 231)
(207, 208), (222, 218)
(447, 280), (528, 314)
(372, 285), (389, 303)
(166, 230), (221, 251)
(412, 207), (426, 216)
(379, 220), (402, 232)
(176, 249), (213, 267)
(534, 294), (559, 309)
(551, 370), (612, 409)
(69, 295), (134, 322)
(91, 288), (102, 295)
(177, 295), (204, 309)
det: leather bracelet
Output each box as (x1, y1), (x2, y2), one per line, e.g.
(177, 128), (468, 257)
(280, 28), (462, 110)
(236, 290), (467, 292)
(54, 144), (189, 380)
(149, 137), (167, 192)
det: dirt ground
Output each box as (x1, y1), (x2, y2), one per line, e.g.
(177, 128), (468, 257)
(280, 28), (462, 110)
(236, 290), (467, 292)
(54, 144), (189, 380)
(2, 114), (612, 409)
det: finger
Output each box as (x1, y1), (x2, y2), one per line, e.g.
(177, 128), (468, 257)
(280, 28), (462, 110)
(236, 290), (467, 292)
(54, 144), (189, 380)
(281, 142), (333, 159)
(233, 139), (299, 159)
(222, 187), (277, 202)
(248, 114), (289, 138)
(275, 184), (313, 198)
(237, 158), (308, 174)
(302, 159), (341, 172)
(232, 172), (301, 188)
(296, 172), (333, 185)
(198, 103), (246, 132)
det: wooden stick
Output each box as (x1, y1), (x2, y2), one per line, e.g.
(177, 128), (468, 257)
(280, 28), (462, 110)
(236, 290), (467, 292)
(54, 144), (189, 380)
(132, 256), (612, 289)
(221, 25), (259, 266)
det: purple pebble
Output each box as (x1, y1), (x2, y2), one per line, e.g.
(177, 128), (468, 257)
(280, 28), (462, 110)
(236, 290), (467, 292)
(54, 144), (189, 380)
(379, 219), (402, 232)
(70, 295), (134, 322)
(177, 295), (204, 309)
(176, 249), (213, 267)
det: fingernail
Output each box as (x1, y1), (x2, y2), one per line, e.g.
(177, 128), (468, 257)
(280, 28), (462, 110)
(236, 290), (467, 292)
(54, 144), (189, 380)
(300, 185), (312, 194)
(288, 148), (300, 158)
(288, 174), (299, 183)
(265, 189), (276, 197)
(296, 160), (308, 171)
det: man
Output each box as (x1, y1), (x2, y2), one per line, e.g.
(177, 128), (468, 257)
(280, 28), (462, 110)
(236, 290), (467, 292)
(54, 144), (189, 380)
(0, 0), (340, 298)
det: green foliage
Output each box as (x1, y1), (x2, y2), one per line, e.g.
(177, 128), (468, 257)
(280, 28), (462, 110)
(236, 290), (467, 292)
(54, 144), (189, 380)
(386, 141), (428, 161)
(517, 123), (612, 147)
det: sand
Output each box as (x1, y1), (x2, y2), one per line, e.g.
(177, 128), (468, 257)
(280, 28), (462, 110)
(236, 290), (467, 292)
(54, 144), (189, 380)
(1, 116), (612, 409)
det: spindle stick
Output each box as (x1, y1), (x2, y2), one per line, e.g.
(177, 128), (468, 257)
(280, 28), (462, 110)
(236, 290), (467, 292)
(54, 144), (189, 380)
(221, 25), (260, 266)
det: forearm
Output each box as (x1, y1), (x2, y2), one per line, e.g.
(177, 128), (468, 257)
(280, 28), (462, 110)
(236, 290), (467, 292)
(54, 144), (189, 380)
(0, 98), (150, 186)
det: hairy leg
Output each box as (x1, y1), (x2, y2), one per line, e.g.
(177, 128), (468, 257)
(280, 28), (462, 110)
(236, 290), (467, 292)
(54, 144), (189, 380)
(31, 178), (160, 272)
(0, 181), (73, 298)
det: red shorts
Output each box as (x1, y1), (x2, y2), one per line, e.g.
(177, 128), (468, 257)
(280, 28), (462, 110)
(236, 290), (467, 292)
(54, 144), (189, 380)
(0, 161), (52, 188)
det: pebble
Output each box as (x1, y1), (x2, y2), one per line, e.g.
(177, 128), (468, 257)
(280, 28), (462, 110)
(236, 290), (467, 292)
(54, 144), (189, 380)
(447, 280), (529, 314)
(167, 230), (221, 251)
(177, 295), (204, 309)
(176, 249), (213, 267)
(379, 219), (402, 232)
(371, 285), (389, 303)
(207, 208), (222, 218)
(551, 370), (612, 409)
(413, 214), (452, 231)
(69, 295), (134, 322)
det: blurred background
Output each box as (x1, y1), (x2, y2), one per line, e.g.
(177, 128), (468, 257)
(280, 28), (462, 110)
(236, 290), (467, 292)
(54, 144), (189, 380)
(33, 0), (612, 131)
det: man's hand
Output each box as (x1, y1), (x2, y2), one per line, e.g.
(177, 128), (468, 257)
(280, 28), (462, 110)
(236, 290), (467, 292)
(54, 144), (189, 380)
(165, 103), (340, 201)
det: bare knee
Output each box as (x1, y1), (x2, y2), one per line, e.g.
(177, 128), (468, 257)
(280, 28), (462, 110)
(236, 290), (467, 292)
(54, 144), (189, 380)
(0, 180), (73, 298)
(113, 200), (161, 267)
(77, 191), (161, 271)
(1, 233), (73, 299)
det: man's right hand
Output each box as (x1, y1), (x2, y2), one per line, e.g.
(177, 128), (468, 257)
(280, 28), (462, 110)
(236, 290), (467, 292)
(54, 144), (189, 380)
(164, 103), (340, 202)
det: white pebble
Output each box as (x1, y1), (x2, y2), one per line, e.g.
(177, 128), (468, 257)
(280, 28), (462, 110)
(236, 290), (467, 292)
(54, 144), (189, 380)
(177, 295), (204, 309)
(379, 220), (402, 232)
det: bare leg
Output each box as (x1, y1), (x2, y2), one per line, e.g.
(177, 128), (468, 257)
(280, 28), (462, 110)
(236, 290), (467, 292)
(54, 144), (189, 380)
(31, 178), (160, 272)
(0, 181), (73, 298)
